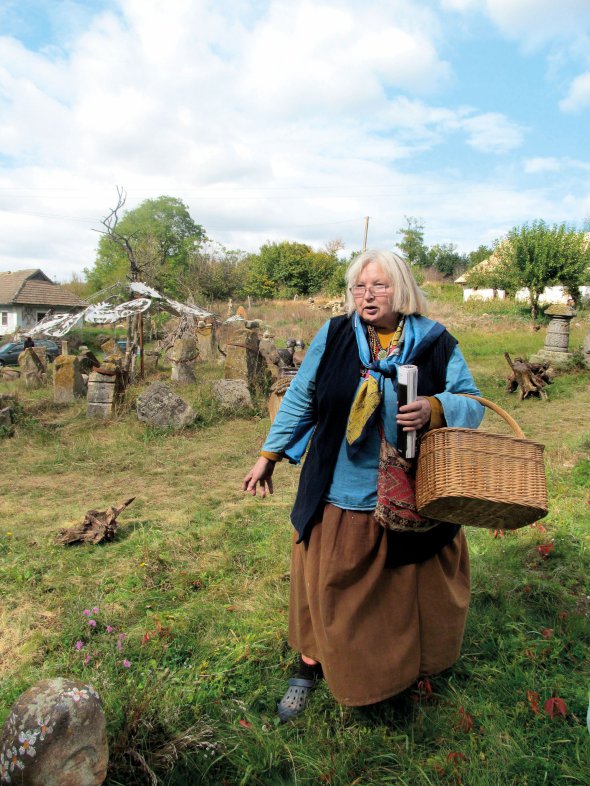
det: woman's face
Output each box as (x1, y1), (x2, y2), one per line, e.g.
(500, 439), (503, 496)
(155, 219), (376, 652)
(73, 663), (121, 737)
(352, 261), (398, 330)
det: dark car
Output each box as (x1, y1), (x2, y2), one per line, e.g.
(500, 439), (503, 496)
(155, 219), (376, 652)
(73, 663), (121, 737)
(0, 339), (60, 366)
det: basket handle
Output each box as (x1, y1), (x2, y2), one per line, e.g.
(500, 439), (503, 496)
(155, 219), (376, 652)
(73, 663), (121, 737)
(458, 393), (526, 439)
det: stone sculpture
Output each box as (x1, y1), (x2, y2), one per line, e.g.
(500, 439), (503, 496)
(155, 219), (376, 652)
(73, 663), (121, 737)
(0, 677), (108, 786)
(530, 304), (577, 369)
(136, 381), (196, 429)
(54, 355), (86, 404)
(17, 348), (47, 389)
(86, 365), (124, 420)
(212, 379), (253, 411)
(170, 335), (198, 383)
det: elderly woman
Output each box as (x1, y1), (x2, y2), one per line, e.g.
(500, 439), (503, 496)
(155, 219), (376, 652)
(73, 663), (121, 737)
(242, 249), (483, 720)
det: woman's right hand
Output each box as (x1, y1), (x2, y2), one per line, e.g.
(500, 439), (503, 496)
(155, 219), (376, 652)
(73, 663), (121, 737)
(242, 456), (276, 497)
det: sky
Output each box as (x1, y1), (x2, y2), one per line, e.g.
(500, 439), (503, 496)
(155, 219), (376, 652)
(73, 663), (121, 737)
(0, 0), (589, 282)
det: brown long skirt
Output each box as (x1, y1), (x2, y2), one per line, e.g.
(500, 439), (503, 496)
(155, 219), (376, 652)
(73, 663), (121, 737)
(288, 504), (470, 706)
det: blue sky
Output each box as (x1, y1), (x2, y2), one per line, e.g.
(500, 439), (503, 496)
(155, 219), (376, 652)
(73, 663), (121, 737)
(0, 0), (589, 281)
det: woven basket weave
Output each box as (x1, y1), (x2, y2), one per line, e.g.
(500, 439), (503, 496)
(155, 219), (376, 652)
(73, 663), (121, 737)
(415, 394), (548, 530)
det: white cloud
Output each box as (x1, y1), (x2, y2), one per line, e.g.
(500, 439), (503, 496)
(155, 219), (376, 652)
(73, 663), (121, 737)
(441, 0), (590, 47)
(461, 112), (526, 153)
(559, 71), (590, 112)
(0, 0), (585, 281)
(523, 157), (561, 174)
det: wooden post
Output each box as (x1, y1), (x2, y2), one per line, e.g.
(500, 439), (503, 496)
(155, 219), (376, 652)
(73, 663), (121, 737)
(61, 340), (69, 356)
(362, 216), (370, 252)
(139, 312), (144, 379)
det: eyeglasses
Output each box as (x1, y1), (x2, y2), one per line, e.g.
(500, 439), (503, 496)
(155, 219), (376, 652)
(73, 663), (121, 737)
(349, 284), (390, 298)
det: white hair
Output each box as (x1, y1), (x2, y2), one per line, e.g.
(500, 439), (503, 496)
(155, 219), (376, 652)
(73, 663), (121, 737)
(345, 249), (428, 316)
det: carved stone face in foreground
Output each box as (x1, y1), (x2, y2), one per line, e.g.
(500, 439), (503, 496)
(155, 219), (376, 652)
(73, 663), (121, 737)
(0, 678), (108, 786)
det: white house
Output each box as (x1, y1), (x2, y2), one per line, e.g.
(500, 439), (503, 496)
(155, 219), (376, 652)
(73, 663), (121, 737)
(0, 269), (87, 337)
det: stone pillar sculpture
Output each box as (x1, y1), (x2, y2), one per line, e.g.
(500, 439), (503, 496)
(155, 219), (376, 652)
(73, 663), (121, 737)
(170, 334), (198, 383)
(196, 321), (217, 361)
(54, 355), (86, 404)
(18, 347), (47, 388)
(86, 365), (124, 419)
(224, 320), (270, 393)
(531, 304), (577, 369)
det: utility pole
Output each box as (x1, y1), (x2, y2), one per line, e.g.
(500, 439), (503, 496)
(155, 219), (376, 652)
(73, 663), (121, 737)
(362, 216), (370, 252)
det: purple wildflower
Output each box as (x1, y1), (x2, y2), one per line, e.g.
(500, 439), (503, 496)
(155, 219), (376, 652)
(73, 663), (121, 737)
(92, 607), (99, 614)
(75, 640), (84, 650)
(105, 625), (114, 634)
(123, 659), (131, 668)
(83, 609), (91, 616)
(88, 619), (97, 628)
(84, 654), (92, 665)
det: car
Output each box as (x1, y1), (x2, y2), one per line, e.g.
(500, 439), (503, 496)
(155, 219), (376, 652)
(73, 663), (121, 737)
(0, 339), (60, 366)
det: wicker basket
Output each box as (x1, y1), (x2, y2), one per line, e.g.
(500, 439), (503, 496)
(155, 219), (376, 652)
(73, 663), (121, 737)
(415, 394), (548, 530)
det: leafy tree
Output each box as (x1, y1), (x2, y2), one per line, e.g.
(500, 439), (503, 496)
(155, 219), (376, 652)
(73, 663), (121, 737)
(467, 244), (493, 268)
(468, 221), (590, 318)
(244, 241), (338, 298)
(85, 194), (206, 296)
(396, 216), (428, 267)
(183, 243), (247, 301)
(427, 243), (467, 278)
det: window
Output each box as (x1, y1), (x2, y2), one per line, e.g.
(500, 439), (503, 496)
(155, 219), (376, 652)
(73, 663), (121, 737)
(1, 312), (8, 326)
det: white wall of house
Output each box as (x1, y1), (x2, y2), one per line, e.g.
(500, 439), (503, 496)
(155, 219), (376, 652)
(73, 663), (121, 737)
(0, 305), (53, 336)
(514, 285), (590, 305)
(0, 307), (18, 336)
(462, 288), (506, 302)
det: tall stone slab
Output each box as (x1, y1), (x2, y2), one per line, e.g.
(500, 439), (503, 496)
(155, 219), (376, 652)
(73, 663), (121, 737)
(53, 355), (86, 404)
(170, 335), (198, 383)
(17, 347), (48, 388)
(196, 321), (217, 361)
(86, 366), (124, 419)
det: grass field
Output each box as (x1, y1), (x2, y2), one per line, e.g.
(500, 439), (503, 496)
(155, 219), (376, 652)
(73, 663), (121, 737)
(1, 296), (589, 785)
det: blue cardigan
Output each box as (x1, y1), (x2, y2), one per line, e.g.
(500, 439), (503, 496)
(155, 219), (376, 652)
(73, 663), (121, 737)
(263, 314), (483, 519)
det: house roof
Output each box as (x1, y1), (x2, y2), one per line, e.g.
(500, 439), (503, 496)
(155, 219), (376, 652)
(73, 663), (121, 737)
(454, 255), (501, 285)
(0, 269), (87, 308)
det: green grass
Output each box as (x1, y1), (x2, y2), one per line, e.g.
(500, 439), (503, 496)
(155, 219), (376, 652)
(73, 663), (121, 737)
(1, 301), (589, 785)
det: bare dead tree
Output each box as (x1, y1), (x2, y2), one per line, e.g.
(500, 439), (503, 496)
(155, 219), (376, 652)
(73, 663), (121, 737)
(94, 186), (142, 282)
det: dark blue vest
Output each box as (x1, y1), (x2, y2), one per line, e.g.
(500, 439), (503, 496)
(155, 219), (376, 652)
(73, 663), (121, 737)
(290, 314), (460, 567)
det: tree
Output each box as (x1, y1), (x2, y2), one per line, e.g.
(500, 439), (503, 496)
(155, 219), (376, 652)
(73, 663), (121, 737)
(183, 242), (248, 301)
(427, 243), (468, 278)
(85, 192), (206, 296)
(467, 244), (493, 268)
(396, 216), (428, 266)
(469, 221), (590, 319)
(244, 241), (338, 298)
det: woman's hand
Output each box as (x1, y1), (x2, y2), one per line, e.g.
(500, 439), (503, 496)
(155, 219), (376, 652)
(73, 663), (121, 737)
(242, 456), (276, 497)
(396, 396), (431, 431)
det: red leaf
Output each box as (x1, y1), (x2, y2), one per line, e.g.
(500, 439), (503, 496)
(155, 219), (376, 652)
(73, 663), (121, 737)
(456, 707), (474, 733)
(526, 690), (540, 715)
(417, 678), (433, 699)
(447, 752), (466, 764)
(544, 697), (567, 719)
(537, 543), (554, 559)
(238, 719), (253, 729)
(541, 628), (554, 639)
(493, 529), (504, 539)
(524, 648), (536, 661)
(523, 585), (532, 594)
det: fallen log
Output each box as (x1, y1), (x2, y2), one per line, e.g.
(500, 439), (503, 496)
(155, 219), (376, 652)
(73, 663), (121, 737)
(505, 353), (553, 400)
(57, 497), (135, 545)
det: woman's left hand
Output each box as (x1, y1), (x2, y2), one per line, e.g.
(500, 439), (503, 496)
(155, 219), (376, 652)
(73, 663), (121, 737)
(396, 396), (431, 431)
